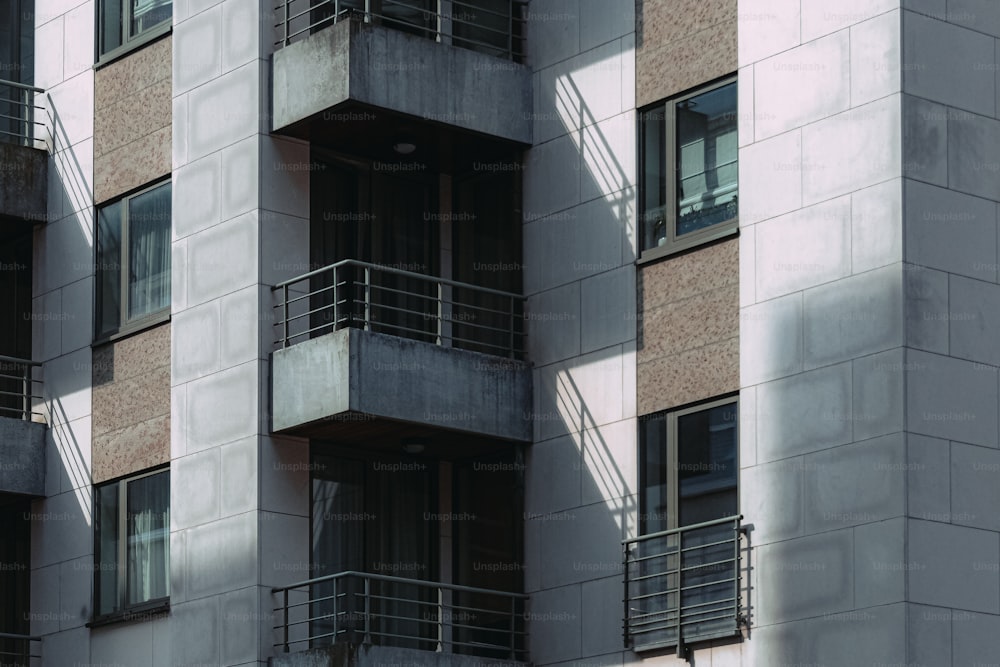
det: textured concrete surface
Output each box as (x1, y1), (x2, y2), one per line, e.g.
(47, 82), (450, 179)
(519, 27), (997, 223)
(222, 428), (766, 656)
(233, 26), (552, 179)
(0, 416), (46, 496)
(272, 328), (532, 442)
(0, 142), (47, 223)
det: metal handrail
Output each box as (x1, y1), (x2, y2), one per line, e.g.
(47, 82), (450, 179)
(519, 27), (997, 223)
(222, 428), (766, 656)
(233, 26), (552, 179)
(0, 631), (42, 666)
(0, 79), (46, 149)
(272, 259), (526, 359)
(0, 355), (43, 421)
(622, 515), (745, 654)
(272, 570), (528, 660)
(273, 0), (526, 61)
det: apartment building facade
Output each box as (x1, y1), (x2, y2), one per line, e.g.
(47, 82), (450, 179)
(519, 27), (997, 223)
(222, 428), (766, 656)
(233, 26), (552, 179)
(1, 0), (999, 665)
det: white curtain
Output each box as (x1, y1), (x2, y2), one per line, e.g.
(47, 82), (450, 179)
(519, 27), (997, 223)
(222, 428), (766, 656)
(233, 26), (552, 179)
(128, 184), (171, 321)
(127, 474), (170, 605)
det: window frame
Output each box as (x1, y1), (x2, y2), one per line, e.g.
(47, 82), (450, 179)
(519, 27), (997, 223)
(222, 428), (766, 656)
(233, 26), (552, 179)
(95, 0), (172, 66)
(91, 466), (171, 626)
(94, 178), (172, 344)
(638, 75), (739, 265)
(639, 395), (740, 535)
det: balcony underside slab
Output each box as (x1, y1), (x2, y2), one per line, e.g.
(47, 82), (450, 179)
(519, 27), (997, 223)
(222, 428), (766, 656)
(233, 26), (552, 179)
(271, 328), (532, 444)
(271, 18), (532, 146)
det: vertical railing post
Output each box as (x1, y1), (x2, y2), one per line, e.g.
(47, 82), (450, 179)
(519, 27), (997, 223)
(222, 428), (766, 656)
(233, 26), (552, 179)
(363, 266), (371, 331)
(282, 284), (290, 348)
(622, 541), (630, 649)
(332, 577), (338, 640)
(283, 0), (290, 46)
(22, 87), (31, 147)
(20, 362), (29, 421)
(733, 518), (741, 626)
(331, 264), (338, 332)
(436, 282), (443, 346)
(363, 576), (371, 643)
(507, 0), (513, 60)
(436, 586), (444, 652)
(508, 296), (515, 359)
(508, 596), (516, 660)
(282, 589), (290, 652)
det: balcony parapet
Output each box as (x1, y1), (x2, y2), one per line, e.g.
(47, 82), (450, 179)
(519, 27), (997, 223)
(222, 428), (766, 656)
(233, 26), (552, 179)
(0, 80), (47, 224)
(0, 355), (46, 497)
(275, 0), (526, 62)
(273, 259), (525, 360)
(623, 515), (748, 658)
(0, 632), (41, 667)
(0, 80), (45, 150)
(272, 570), (527, 661)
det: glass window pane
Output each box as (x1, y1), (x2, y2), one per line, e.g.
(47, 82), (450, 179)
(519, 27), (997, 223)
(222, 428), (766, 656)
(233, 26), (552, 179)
(95, 483), (121, 616)
(131, 0), (171, 37)
(677, 402), (737, 525)
(97, 202), (123, 337)
(676, 82), (738, 236)
(126, 472), (170, 606)
(639, 414), (668, 535)
(100, 0), (124, 56)
(640, 106), (666, 251)
(127, 183), (171, 321)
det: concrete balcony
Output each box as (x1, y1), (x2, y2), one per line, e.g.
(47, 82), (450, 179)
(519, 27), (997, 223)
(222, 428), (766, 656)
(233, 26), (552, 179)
(0, 355), (45, 497)
(0, 80), (47, 225)
(270, 260), (531, 444)
(270, 4), (531, 149)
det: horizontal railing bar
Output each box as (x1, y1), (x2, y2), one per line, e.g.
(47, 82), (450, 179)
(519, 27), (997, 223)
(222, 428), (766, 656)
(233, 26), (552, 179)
(274, 260), (523, 299)
(273, 570), (527, 598)
(0, 355), (41, 367)
(623, 515), (743, 545)
(0, 79), (45, 93)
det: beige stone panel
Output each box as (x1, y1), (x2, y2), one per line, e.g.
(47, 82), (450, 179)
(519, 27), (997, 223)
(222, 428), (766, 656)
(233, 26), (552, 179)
(639, 282), (739, 361)
(637, 19), (737, 107)
(94, 36), (172, 111)
(93, 323), (171, 385)
(638, 0), (736, 55)
(637, 336), (740, 414)
(94, 126), (172, 203)
(94, 79), (172, 158)
(93, 364), (171, 437)
(92, 414), (171, 483)
(639, 237), (739, 311)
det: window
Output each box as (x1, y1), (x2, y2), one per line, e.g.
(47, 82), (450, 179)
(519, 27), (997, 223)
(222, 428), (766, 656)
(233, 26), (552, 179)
(96, 180), (171, 340)
(94, 468), (170, 620)
(639, 77), (738, 260)
(626, 397), (741, 653)
(98, 0), (171, 61)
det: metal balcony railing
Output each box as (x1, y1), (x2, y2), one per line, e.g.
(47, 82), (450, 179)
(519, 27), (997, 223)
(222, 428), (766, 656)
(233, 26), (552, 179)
(274, 0), (526, 61)
(0, 355), (43, 421)
(272, 570), (528, 661)
(272, 259), (526, 359)
(0, 80), (45, 149)
(623, 515), (747, 655)
(0, 632), (41, 667)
